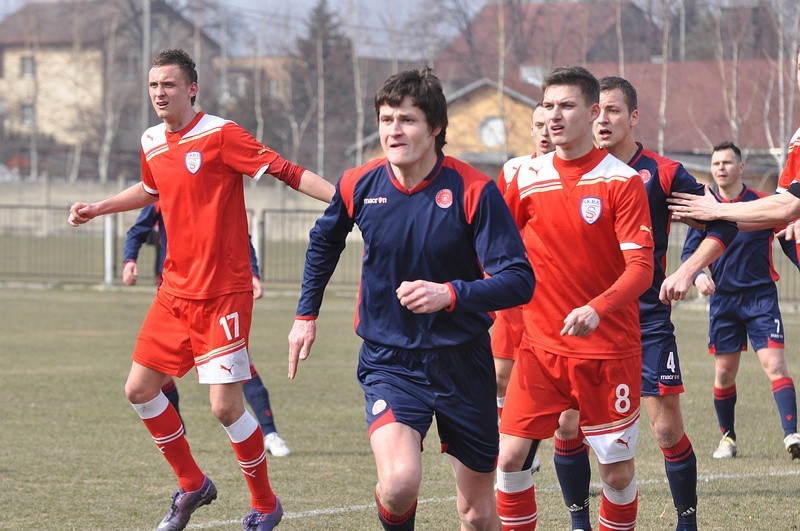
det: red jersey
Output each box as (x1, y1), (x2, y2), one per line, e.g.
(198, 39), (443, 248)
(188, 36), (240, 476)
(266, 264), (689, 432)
(140, 112), (302, 299)
(504, 147), (654, 359)
(777, 126), (800, 191)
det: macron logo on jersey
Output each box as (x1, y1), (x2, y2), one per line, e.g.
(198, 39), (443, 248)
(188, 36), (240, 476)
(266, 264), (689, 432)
(363, 196), (388, 205)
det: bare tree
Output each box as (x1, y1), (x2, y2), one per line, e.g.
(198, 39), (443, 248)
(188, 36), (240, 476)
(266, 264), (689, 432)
(657, 0), (671, 155)
(713, 4), (749, 144)
(346, 0), (366, 166)
(616, 0), (626, 76)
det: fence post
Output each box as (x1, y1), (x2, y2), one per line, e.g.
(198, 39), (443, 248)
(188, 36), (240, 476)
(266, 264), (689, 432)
(104, 214), (115, 285)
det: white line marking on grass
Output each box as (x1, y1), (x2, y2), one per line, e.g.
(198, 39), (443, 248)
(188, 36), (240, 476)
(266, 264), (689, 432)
(186, 468), (800, 529)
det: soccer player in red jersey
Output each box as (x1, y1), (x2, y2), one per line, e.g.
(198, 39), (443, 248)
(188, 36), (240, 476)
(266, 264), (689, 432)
(495, 66), (654, 531)
(68, 49), (333, 531)
(551, 76), (738, 531)
(493, 103), (554, 421)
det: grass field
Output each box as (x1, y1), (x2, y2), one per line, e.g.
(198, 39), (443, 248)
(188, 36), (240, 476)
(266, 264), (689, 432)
(1, 286), (800, 530)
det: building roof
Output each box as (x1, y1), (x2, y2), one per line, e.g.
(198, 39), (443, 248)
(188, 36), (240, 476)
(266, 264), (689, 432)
(586, 60), (800, 154)
(0, 1), (118, 46)
(434, 1), (660, 87)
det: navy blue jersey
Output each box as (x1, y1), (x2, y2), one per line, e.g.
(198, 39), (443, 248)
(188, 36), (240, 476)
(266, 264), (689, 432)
(296, 154), (535, 350)
(123, 202), (260, 279)
(629, 144), (737, 327)
(682, 186), (799, 293)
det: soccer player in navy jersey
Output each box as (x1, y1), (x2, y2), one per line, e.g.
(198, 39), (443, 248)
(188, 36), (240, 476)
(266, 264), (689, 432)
(682, 141), (800, 460)
(288, 68), (534, 530)
(551, 76), (738, 531)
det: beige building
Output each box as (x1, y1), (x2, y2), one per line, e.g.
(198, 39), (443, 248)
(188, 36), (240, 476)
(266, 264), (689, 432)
(0, 0), (220, 180)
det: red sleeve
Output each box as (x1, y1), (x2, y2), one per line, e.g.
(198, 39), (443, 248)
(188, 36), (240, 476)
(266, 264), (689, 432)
(588, 247), (653, 317)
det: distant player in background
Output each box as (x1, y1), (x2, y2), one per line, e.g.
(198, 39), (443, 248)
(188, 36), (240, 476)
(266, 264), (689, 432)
(69, 48), (334, 531)
(493, 102), (554, 420)
(122, 202), (291, 458)
(288, 68), (534, 531)
(551, 76), (738, 531)
(496, 66), (654, 531)
(682, 141), (800, 460)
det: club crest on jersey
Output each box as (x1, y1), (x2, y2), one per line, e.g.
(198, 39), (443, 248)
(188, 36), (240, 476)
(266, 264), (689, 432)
(638, 169), (652, 184)
(185, 151), (202, 174)
(436, 189), (454, 209)
(580, 197), (603, 224)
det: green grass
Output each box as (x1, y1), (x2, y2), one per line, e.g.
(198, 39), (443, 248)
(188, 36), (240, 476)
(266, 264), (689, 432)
(1, 287), (799, 530)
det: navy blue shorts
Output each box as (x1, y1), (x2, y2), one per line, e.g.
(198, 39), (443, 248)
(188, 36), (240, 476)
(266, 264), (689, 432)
(709, 284), (785, 354)
(640, 322), (684, 397)
(356, 333), (498, 473)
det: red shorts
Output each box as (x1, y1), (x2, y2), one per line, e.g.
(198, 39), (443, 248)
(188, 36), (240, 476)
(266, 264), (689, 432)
(491, 306), (524, 360)
(501, 344), (642, 463)
(133, 290), (254, 384)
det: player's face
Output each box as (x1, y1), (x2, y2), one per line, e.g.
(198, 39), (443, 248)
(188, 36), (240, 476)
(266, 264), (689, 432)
(710, 149), (743, 190)
(594, 88), (637, 150)
(379, 97), (441, 174)
(542, 85), (599, 153)
(148, 64), (197, 127)
(530, 106), (553, 156)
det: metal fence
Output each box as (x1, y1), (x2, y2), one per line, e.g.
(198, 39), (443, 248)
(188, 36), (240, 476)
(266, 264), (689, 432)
(1, 205), (799, 301)
(0, 205), (363, 288)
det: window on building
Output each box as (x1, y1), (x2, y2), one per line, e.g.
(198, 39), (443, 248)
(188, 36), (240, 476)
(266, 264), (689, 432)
(21, 56), (35, 78)
(21, 103), (35, 126)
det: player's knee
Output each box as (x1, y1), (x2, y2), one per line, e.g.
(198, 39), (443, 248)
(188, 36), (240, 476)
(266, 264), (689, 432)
(600, 461), (635, 491)
(124, 380), (158, 405)
(649, 416), (683, 447)
(378, 476), (420, 511)
(497, 448), (528, 472)
(458, 501), (496, 530)
(763, 357), (789, 379)
(210, 402), (244, 426)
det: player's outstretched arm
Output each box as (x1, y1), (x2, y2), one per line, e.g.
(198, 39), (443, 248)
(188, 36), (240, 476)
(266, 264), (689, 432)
(68, 183), (157, 227)
(288, 319), (317, 379)
(297, 170), (335, 203)
(670, 185), (800, 226)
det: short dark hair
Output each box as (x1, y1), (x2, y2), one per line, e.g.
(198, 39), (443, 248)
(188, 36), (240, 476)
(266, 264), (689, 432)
(712, 141), (742, 162)
(599, 76), (638, 112)
(543, 66), (600, 105)
(374, 67), (448, 153)
(152, 49), (198, 105)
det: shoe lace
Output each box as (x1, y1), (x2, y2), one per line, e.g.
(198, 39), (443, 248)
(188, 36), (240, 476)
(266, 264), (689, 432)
(163, 490), (183, 521)
(243, 511), (264, 529)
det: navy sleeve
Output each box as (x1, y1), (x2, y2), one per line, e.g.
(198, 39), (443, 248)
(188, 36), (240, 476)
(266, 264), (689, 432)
(123, 204), (158, 263)
(248, 237), (260, 277)
(448, 181), (535, 313)
(295, 185), (355, 316)
(672, 164), (738, 248)
(778, 235), (800, 271)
